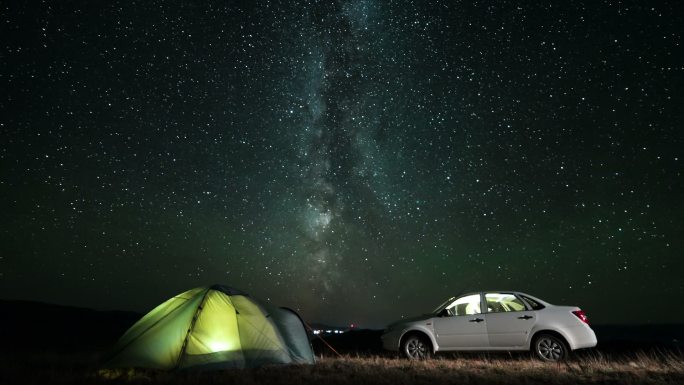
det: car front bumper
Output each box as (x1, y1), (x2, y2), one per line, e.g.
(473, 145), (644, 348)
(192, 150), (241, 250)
(381, 329), (402, 351)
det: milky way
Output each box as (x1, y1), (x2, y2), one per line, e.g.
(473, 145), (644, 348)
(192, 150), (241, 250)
(1, 1), (682, 327)
(290, 2), (389, 296)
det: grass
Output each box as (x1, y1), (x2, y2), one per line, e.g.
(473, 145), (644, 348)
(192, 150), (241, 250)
(2, 349), (683, 385)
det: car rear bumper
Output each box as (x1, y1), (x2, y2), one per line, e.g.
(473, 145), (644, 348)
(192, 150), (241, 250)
(566, 324), (598, 350)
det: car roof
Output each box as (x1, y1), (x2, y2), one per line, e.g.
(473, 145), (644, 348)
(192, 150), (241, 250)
(459, 290), (528, 295)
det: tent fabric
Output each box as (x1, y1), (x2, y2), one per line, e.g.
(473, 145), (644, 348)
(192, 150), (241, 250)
(106, 285), (315, 370)
(268, 307), (316, 363)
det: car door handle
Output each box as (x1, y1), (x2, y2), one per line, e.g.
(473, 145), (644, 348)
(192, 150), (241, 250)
(469, 318), (484, 323)
(517, 315), (533, 320)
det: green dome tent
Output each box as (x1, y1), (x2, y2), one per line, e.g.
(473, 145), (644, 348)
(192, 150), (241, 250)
(106, 285), (315, 370)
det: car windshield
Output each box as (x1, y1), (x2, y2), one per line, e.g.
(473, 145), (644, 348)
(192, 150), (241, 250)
(432, 296), (456, 314)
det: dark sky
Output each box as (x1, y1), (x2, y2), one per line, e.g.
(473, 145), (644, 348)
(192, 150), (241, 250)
(1, 1), (682, 328)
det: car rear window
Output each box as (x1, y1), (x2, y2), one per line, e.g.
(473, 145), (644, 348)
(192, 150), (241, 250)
(520, 295), (545, 310)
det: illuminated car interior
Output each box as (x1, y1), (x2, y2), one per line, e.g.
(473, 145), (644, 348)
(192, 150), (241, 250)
(445, 294), (481, 316)
(485, 293), (527, 312)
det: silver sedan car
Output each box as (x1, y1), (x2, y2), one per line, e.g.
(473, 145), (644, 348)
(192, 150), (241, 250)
(381, 291), (597, 361)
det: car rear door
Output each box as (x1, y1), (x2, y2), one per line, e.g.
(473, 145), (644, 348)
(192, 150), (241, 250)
(484, 292), (537, 348)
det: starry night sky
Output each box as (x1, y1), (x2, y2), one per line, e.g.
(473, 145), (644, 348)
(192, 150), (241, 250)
(1, 1), (683, 328)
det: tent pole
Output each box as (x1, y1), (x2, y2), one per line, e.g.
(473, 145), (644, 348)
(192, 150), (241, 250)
(174, 287), (212, 370)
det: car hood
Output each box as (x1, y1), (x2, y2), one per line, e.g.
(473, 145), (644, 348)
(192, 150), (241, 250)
(385, 314), (434, 331)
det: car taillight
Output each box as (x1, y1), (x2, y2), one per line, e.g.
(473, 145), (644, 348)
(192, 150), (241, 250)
(572, 310), (589, 324)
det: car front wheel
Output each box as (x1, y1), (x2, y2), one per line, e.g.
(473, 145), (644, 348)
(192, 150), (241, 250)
(401, 334), (431, 360)
(533, 333), (568, 362)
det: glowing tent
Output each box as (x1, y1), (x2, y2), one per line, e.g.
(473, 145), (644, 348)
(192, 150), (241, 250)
(106, 285), (315, 370)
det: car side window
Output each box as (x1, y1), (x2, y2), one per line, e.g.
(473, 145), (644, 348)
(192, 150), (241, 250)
(445, 294), (481, 316)
(520, 295), (545, 310)
(485, 293), (527, 313)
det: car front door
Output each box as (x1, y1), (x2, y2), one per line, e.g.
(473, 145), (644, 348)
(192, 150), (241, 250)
(432, 293), (489, 350)
(484, 292), (537, 348)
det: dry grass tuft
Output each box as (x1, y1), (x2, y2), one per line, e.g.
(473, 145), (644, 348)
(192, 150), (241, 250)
(1, 349), (683, 385)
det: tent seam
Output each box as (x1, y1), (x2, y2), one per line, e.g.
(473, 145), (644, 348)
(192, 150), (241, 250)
(224, 293), (245, 365)
(235, 305), (294, 361)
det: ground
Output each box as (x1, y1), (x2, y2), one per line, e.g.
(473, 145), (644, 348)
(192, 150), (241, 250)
(2, 301), (683, 384)
(2, 349), (684, 385)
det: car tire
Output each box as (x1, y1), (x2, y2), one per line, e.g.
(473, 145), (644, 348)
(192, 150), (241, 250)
(533, 333), (568, 362)
(401, 334), (431, 360)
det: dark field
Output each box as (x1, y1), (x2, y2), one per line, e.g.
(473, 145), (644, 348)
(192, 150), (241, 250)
(2, 300), (683, 385)
(3, 350), (684, 385)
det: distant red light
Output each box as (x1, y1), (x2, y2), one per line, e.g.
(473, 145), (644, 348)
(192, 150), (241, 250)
(572, 310), (589, 324)
(350, 323), (356, 329)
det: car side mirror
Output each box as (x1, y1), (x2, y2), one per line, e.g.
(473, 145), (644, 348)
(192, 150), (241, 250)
(438, 309), (449, 317)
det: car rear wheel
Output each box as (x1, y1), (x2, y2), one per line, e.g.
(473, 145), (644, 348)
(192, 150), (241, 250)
(401, 334), (431, 360)
(533, 333), (568, 362)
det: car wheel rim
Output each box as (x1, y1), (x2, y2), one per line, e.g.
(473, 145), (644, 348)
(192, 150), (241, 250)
(406, 339), (427, 359)
(538, 338), (563, 361)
